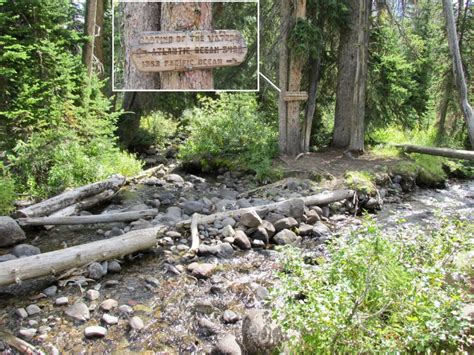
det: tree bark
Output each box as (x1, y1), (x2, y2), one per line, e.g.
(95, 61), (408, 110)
(348, 0), (371, 152)
(442, 0), (474, 149)
(396, 144), (474, 160)
(285, 0), (307, 157)
(17, 209), (158, 227)
(302, 56), (321, 152)
(278, 0), (291, 154)
(160, 2), (213, 90)
(14, 175), (126, 218)
(333, 0), (371, 150)
(437, 73), (452, 143)
(83, 0), (105, 78)
(0, 226), (166, 287)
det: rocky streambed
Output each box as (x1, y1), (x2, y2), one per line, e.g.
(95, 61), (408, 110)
(0, 162), (472, 354)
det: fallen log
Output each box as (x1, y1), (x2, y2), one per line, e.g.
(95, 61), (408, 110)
(44, 190), (116, 230)
(0, 330), (44, 354)
(0, 226), (166, 287)
(17, 209), (158, 226)
(395, 144), (474, 161)
(126, 165), (164, 184)
(14, 175), (126, 218)
(177, 189), (355, 228)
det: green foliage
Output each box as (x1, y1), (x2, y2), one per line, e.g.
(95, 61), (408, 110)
(180, 93), (278, 179)
(0, 0), (142, 199)
(289, 19), (322, 59)
(130, 111), (178, 150)
(0, 162), (16, 214)
(273, 217), (472, 353)
(344, 170), (376, 194)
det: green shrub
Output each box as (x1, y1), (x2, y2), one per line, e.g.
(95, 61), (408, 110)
(344, 170), (376, 194)
(0, 162), (16, 214)
(180, 93), (278, 179)
(130, 111), (178, 149)
(273, 216), (472, 353)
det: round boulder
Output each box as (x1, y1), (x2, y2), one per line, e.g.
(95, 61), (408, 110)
(0, 217), (26, 247)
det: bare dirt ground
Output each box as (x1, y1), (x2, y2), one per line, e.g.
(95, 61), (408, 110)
(275, 148), (404, 180)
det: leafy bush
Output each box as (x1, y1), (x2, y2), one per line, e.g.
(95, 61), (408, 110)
(10, 129), (142, 198)
(180, 93), (278, 178)
(273, 217), (472, 353)
(0, 162), (16, 214)
(129, 111), (178, 150)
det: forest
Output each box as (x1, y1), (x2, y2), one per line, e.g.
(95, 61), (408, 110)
(0, 0), (473, 353)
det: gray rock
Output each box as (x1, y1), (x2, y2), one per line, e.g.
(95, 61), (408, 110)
(306, 209), (321, 224)
(0, 254), (17, 262)
(252, 226), (269, 244)
(274, 217), (298, 232)
(16, 308), (28, 318)
(198, 243), (234, 258)
(221, 225), (235, 239)
(118, 304), (134, 314)
(273, 229), (298, 245)
(312, 222), (330, 238)
(165, 206), (182, 220)
(102, 313), (119, 325)
(0, 217), (26, 247)
(240, 211), (262, 228)
(212, 334), (242, 355)
(242, 309), (283, 355)
(86, 289), (100, 301)
(19, 328), (37, 339)
(166, 231), (182, 238)
(321, 206), (330, 218)
(10, 244), (40, 258)
(298, 223), (313, 236)
(276, 198), (305, 218)
(254, 286), (269, 301)
(107, 260), (122, 273)
(25, 304), (41, 316)
(183, 200), (205, 215)
(88, 262), (105, 280)
(108, 227), (124, 237)
(264, 212), (286, 224)
(100, 299), (118, 311)
(237, 198), (252, 208)
(43, 285), (57, 297)
(251, 239), (265, 248)
(222, 310), (239, 324)
(145, 276), (160, 287)
(260, 220), (276, 237)
(233, 230), (251, 250)
(55, 297), (69, 306)
(188, 263), (215, 279)
(165, 174), (184, 184)
(221, 217), (237, 227)
(129, 316), (145, 331)
(65, 302), (90, 321)
(84, 326), (107, 338)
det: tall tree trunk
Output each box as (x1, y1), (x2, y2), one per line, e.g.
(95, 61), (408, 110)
(442, 0), (474, 148)
(437, 73), (452, 143)
(83, 0), (105, 78)
(302, 57), (321, 152)
(278, 0), (291, 154)
(349, 0), (371, 152)
(333, 0), (370, 151)
(118, 2), (160, 148)
(160, 2), (213, 90)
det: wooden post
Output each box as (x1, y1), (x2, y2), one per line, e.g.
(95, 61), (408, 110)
(160, 2), (214, 89)
(278, 0), (291, 154)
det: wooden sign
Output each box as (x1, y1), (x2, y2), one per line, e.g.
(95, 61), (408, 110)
(131, 30), (247, 72)
(283, 91), (309, 101)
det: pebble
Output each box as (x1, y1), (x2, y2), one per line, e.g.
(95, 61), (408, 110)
(16, 308), (28, 318)
(177, 244), (188, 251)
(102, 313), (119, 325)
(129, 316), (145, 331)
(65, 302), (90, 321)
(43, 285), (58, 297)
(274, 217), (298, 232)
(212, 334), (242, 355)
(38, 326), (51, 334)
(88, 262), (105, 280)
(118, 304), (134, 314)
(198, 318), (219, 336)
(188, 262), (216, 279)
(19, 328), (37, 338)
(26, 304), (41, 316)
(84, 326), (107, 338)
(251, 239), (265, 248)
(273, 229), (298, 245)
(100, 299), (118, 311)
(11, 244), (41, 258)
(28, 319), (38, 327)
(55, 297), (69, 306)
(222, 309), (239, 324)
(86, 289), (100, 301)
(107, 260), (122, 273)
(223, 237), (235, 244)
(221, 225), (235, 238)
(145, 276), (160, 287)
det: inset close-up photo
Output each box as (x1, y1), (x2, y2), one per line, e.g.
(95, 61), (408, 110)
(113, 0), (258, 91)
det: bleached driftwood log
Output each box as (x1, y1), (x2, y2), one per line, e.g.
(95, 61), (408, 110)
(396, 144), (474, 161)
(177, 189), (355, 228)
(0, 330), (44, 354)
(126, 165), (164, 184)
(189, 213), (200, 252)
(0, 226), (165, 287)
(14, 175), (126, 218)
(17, 209), (158, 226)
